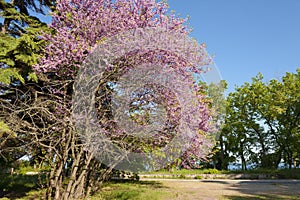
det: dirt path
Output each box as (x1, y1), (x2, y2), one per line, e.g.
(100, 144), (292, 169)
(141, 179), (300, 200)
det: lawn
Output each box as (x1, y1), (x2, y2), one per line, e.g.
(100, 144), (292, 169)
(142, 168), (300, 179)
(1, 169), (300, 200)
(0, 174), (46, 199)
(91, 180), (173, 200)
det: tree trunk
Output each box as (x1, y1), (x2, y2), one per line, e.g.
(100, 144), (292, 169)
(241, 154), (247, 171)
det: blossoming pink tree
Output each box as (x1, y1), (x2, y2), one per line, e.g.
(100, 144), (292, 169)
(34, 0), (215, 198)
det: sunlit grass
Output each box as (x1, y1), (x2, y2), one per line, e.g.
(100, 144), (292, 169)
(142, 168), (226, 175)
(142, 168), (300, 179)
(90, 180), (173, 200)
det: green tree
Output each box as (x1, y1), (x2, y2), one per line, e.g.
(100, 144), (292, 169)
(0, 0), (53, 86)
(219, 69), (300, 170)
(205, 80), (230, 170)
(275, 69), (300, 168)
(0, 0), (53, 167)
(222, 86), (257, 170)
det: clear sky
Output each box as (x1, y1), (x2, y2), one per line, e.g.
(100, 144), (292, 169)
(24, 0), (300, 93)
(168, 0), (300, 93)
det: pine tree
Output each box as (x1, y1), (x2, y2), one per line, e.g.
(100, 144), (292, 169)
(0, 0), (53, 167)
(0, 0), (54, 87)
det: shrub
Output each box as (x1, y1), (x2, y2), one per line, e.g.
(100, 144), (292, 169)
(179, 174), (186, 179)
(203, 168), (220, 174)
(194, 175), (203, 179)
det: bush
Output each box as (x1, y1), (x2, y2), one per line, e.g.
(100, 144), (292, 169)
(277, 169), (300, 179)
(179, 174), (186, 179)
(17, 166), (39, 175)
(203, 168), (220, 174)
(194, 175), (203, 179)
(17, 164), (50, 175)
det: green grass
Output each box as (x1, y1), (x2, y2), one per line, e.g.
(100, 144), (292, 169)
(91, 179), (300, 200)
(142, 168), (227, 175)
(142, 168), (300, 179)
(1, 168), (299, 199)
(90, 180), (172, 200)
(229, 168), (300, 179)
(0, 173), (46, 199)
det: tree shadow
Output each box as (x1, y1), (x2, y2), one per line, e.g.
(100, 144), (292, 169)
(0, 174), (44, 199)
(225, 180), (300, 200)
(109, 179), (167, 189)
(201, 180), (231, 184)
(0, 189), (38, 200)
(224, 194), (299, 200)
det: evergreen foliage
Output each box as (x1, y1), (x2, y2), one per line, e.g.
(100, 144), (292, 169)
(0, 0), (53, 87)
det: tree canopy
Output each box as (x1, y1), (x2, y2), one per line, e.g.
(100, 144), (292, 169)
(214, 69), (300, 170)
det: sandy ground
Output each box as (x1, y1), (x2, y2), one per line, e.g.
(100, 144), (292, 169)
(141, 179), (300, 200)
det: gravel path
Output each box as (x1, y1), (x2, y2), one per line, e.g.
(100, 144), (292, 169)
(140, 178), (300, 200)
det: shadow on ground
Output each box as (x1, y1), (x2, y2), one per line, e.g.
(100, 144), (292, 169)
(201, 180), (230, 184)
(0, 174), (44, 199)
(224, 180), (300, 200)
(224, 194), (299, 200)
(109, 179), (167, 188)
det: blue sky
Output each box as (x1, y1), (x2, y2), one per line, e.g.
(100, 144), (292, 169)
(168, 0), (300, 93)
(8, 0), (299, 93)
